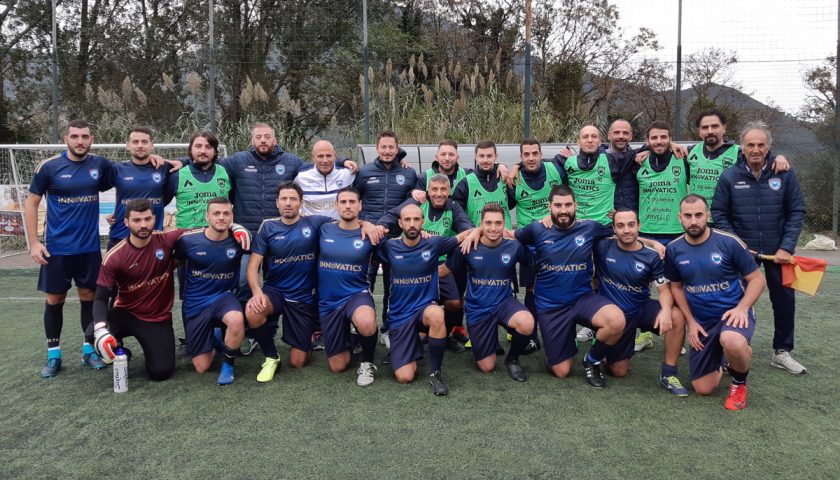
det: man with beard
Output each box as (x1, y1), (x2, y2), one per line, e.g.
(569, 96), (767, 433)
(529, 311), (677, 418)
(25, 119), (116, 377)
(506, 185), (662, 387)
(666, 194), (765, 410)
(378, 174), (473, 352)
(442, 203), (535, 382)
(377, 204), (474, 395)
(413, 139), (470, 194)
(174, 198), (248, 385)
(167, 131), (230, 228)
(712, 121), (807, 375)
(106, 127), (173, 249)
(317, 187), (380, 386)
(595, 209), (688, 396)
(452, 140), (515, 228)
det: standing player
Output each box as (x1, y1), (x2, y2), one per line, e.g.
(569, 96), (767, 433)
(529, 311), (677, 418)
(378, 204), (474, 395)
(413, 139), (470, 196)
(294, 140), (356, 219)
(595, 209), (688, 396)
(452, 140), (514, 229)
(666, 194), (766, 410)
(89, 200), (184, 381)
(167, 131), (231, 229)
(318, 187), (380, 386)
(106, 127), (173, 249)
(174, 198), (248, 385)
(559, 126), (619, 225)
(25, 119), (114, 377)
(443, 203), (535, 381)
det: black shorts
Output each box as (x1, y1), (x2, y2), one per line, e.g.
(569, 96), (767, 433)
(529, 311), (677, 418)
(107, 308), (176, 381)
(37, 251), (101, 294)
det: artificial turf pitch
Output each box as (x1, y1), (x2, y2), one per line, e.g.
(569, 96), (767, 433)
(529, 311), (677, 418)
(1, 267), (838, 479)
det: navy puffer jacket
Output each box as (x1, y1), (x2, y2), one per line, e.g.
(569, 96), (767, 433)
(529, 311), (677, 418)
(711, 153), (805, 255)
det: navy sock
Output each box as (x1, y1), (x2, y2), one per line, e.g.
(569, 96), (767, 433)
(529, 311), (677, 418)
(524, 290), (536, 316)
(252, 322), (278, 358)
(223, 346), (238, 365)
(428, 336), (446, 372)
(586, 340), (607, 364)
(44, 302), (64, 350)
(507, 331), (530, 363)
(359, 333), (377, 363)
(444, 309), (460, 334)
(80, 300), (94, 342)
(661, 363), (678, 377)
(731, 369), (749, 385)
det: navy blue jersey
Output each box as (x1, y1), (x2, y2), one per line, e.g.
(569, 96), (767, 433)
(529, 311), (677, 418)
(29, 152), (113, 255)
(377, 236), (458, 328)
(446, 239), (523, 320)
(317, 223), (374, 316)
(252, 215), (333, 304)
(175, 230), (243, 318)
(594, 238), (666, 314)
(108, 161), (171, 241)
(664, 229), (759, 328)
(515, 220), (613, 310)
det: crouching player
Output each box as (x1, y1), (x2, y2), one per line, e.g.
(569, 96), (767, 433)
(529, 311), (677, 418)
(443, 203), (534, 381)
(174, 197), (249, 385)
(317, 187), (380, 386)
(595, 208), (688, 396)
(665, 195), (765, 410)
(377, 204), (474, 395)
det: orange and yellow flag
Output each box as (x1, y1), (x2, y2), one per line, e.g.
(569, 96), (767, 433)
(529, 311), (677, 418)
(781, 256), (827, 296)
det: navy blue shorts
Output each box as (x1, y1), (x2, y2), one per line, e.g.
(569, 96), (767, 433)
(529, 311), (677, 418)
(605, 299), (661, 363)
(439, 273), (461, 302)
(183, 293), (242, 357)
(321, 291), (375, 357)
(467, 297), (527, 362)
(689, 311), (756, 380)
(640, 233), (680, 247)
(389, 304), (436, 371)
(37, 251), (102, 294)
(537, 292), (613, 366)
(263, 285), (318, 352)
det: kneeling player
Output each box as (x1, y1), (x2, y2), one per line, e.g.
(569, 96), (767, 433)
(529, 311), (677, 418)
(175, 198), (248, 385)
(665, 195), (765, 410)
(317, 188), (380, 386)
(443, 204), (534, 381)
(378, 204), (474, 395)
(595, 209), (687, 396)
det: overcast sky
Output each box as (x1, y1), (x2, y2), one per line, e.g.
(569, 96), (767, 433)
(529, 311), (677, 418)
(614, 0), (836, 114)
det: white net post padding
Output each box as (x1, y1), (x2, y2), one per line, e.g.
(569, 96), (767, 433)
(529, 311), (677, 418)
(0, 143), (228, 258)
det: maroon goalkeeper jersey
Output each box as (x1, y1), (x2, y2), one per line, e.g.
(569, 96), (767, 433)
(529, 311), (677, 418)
(97, 230), (184, 322)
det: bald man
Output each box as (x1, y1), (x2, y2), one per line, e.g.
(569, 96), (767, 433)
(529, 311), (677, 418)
(295, 140), (357, 219)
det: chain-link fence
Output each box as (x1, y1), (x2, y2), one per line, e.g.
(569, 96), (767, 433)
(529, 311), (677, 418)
(1, 0), (837, 236)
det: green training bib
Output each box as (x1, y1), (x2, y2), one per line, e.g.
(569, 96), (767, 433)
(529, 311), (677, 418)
(175, 164), (231, 228)
(636, 155), (688, 234)
(464, 173), (512, 229)
(515, 162), (563, 227)
(565, 154), (614, 225)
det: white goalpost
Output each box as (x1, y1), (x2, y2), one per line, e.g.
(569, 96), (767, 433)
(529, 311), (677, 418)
(0, 143), (228, 258)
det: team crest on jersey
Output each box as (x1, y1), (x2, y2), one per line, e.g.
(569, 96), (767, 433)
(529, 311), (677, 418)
(155, 248), (165, 261)
(672, 166), (681, 178)
(769, 178), (781, 191)
(226, 248), (237, 258)
(152, 172), (162, 183)
(89, 169), (99, 179)
(396, 174), (406, 185)
(711, 252), (723, 265)
(275, 165), (285, 175)
(597, 166), (605, 177)
(336, 180), (343, 187)
(442, 217), (451, 229)
(421, 250), (432, 261)
(501, 254), (512, 264)
(217, 178), (226, 189)
(574, 235), (585, 247)
(635, 261), (645, 272)
(302, 227), (312, 238)
(353, 239), (364, 249)
(549, 180), (560, 187)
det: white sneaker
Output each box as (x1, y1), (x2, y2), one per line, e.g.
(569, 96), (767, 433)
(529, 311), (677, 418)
(576, 327), (595, 343)
(634, 331), (654, 352)
(771, 350), (807, 374)
(379, 330), (391, 350)
(357, 362), (377, 386)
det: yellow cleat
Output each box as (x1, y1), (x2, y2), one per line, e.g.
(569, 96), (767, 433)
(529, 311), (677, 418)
(257, 356), (281, 383)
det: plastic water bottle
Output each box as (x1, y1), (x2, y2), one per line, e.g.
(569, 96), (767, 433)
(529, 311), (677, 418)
(113, 348), (128, 393)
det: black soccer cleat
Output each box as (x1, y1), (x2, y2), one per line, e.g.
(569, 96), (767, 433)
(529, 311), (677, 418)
(505, 359), (527, 382)
(429, 370), (449, 396)
(582, 359), (607, 388)
(446, 336), (466, 353)
(522, 338), (541, 355)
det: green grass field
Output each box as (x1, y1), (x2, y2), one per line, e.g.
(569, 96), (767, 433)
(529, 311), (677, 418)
(2, 267), (839, 479)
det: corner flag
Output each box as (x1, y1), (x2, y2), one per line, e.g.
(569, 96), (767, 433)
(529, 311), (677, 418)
(759, 254), (827, 296)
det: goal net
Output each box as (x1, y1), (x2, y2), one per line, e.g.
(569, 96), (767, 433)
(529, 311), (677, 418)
(0, 143), (228, 258)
